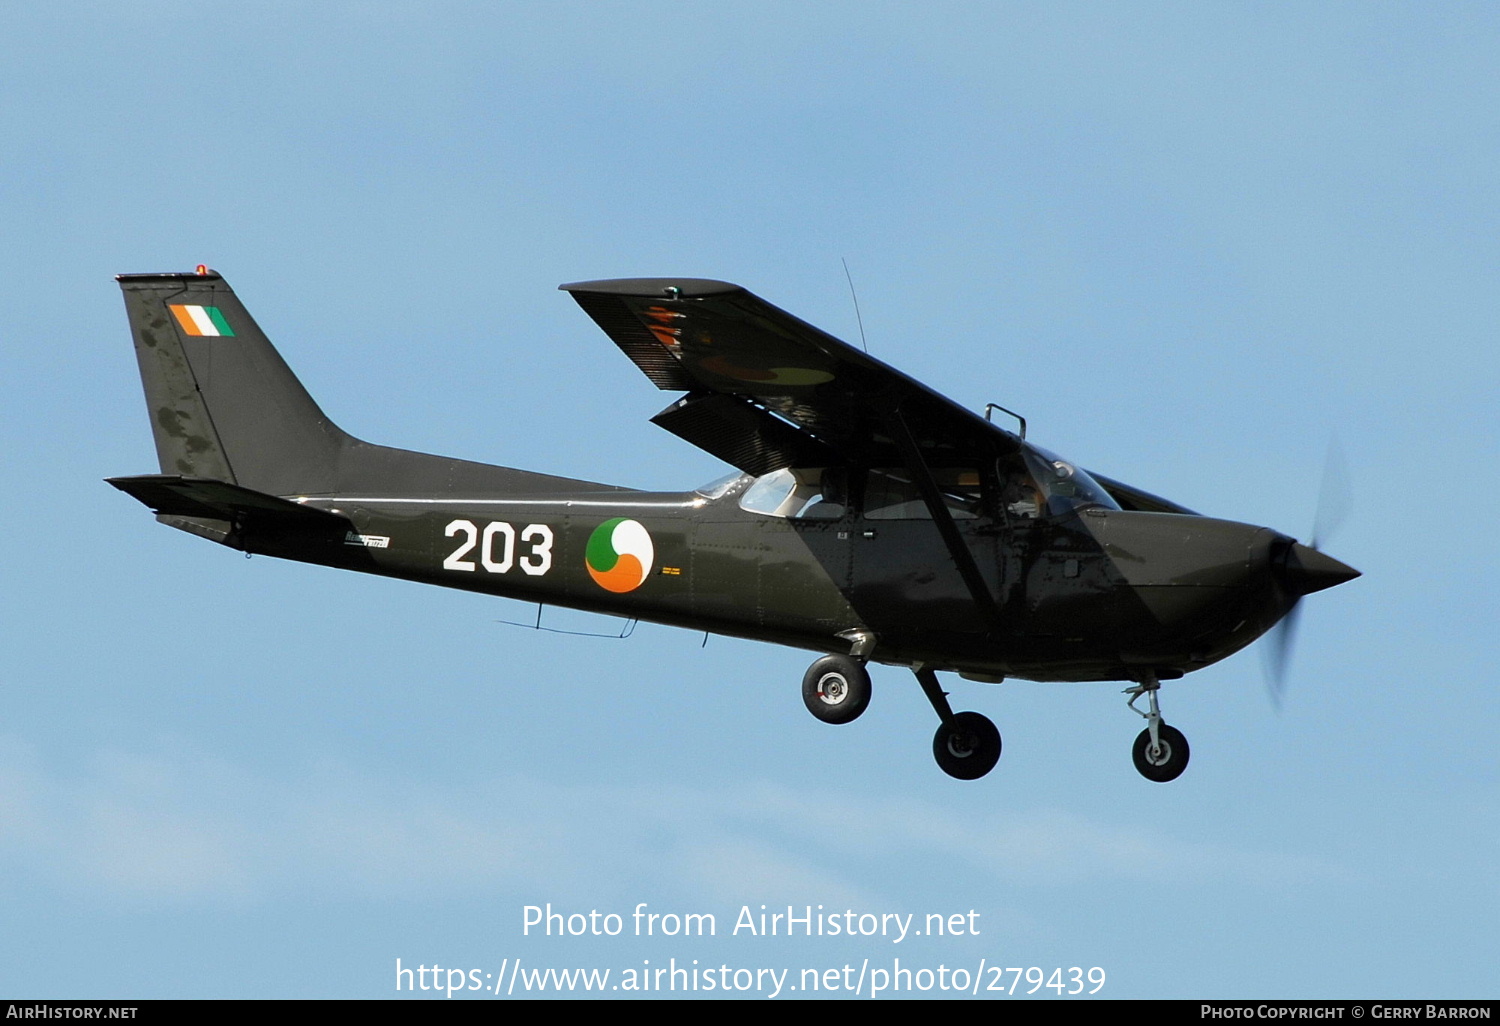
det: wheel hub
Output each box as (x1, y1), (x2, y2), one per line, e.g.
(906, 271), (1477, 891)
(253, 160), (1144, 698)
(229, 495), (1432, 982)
(929, 709), (1002, 780)
(801, 655), (871, 725)
(818, 674), (847, 705)
(945, 730), (977, 758)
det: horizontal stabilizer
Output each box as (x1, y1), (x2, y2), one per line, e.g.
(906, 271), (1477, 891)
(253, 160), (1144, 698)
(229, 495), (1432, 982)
(106, 475), (345, 524)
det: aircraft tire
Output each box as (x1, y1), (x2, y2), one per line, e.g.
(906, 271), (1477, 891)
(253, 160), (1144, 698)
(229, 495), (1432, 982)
(932, 711), (1001, 780)
(801, 655), (872, 724)
(1132, 724), (1190, 782)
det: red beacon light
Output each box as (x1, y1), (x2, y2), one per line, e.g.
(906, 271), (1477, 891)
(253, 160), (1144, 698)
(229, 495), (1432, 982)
(196, 264), (209, 276)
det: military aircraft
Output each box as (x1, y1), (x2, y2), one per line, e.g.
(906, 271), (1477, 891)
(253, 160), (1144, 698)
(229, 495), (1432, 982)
(109, 269), (1359, 782)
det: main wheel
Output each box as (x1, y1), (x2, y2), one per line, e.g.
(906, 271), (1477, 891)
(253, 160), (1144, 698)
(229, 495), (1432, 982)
(801, 655), (872, 724)
(932, 711), (1001, 780)
(1132, 724), (1190, 782)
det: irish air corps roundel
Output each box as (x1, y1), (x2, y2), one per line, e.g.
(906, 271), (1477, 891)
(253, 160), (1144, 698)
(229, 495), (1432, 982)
(586, 518), (654, 593)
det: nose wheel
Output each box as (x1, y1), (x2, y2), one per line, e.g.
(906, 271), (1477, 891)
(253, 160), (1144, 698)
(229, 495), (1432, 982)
(1125, 676), (1190, 782)
(1132, 724), (1189, 782)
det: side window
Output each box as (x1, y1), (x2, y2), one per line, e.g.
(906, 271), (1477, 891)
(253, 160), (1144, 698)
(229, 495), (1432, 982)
(739, 468), (798, 516)
(864, 469), (927, 520)
(864, 468), (980, 520)
(739, 468), (850, 519)
(794, 467), (850, 520)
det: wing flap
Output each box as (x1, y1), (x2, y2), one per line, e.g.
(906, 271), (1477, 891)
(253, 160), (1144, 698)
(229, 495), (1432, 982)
(651, 392), (841, 476)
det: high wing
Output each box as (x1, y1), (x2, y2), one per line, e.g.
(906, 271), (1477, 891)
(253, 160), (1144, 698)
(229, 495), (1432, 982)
(561, 278), (1022, 475)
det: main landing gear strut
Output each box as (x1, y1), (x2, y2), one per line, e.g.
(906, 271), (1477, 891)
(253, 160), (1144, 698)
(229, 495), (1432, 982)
(799, 634), (1001, 780)
(1125, 674), (1190, 782)
(915, 666), (1001, 780)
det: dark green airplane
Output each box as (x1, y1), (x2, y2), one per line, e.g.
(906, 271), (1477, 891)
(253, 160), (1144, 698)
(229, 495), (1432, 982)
(109, 269), (1359, 782)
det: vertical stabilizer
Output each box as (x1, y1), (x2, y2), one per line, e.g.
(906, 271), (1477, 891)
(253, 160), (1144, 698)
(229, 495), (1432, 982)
(117, 271), (349, 495)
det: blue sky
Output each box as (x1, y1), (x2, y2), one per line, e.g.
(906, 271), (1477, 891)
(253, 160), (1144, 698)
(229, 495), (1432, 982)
(2, 1), (1495, 999)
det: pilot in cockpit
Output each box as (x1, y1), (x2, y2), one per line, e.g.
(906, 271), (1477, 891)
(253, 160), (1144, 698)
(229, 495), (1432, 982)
(1002, 465), (1042, 520)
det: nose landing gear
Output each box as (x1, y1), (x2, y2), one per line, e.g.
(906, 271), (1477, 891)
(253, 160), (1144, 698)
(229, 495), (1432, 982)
(1125, 675), (1190, 782)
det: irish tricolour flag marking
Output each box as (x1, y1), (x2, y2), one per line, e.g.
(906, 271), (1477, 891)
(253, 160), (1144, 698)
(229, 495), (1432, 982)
(168, 304), (235, 337)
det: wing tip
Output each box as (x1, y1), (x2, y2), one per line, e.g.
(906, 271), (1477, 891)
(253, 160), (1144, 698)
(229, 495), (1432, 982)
(558, 277), (742, 297)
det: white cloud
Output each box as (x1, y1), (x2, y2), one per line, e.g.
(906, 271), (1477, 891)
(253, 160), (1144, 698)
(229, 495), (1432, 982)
(0, 737), (1351, 908)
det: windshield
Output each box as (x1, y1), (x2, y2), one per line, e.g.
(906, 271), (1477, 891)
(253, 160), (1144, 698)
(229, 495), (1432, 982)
(1012, 444), (1120, 517)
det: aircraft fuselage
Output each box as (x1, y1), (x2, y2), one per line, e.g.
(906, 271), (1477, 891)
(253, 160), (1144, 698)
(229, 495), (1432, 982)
(209, 480), (1299, 685)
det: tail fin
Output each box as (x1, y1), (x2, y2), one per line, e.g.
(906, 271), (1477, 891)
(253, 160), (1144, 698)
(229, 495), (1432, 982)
(117, 270), (350, 495)
(117, 269), (629, 503)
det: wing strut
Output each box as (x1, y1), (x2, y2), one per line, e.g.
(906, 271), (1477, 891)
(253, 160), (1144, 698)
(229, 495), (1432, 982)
(882, 407), (1003, 630)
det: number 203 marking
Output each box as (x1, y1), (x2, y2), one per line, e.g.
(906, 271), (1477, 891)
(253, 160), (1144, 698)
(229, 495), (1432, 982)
(443, 520), (553, 576)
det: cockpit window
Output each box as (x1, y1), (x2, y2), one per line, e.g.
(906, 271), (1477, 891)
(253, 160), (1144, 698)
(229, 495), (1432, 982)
(741, 466), (984, 520)
(1014, 444), (1120, 517)
(735, 455), (1112, 521)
